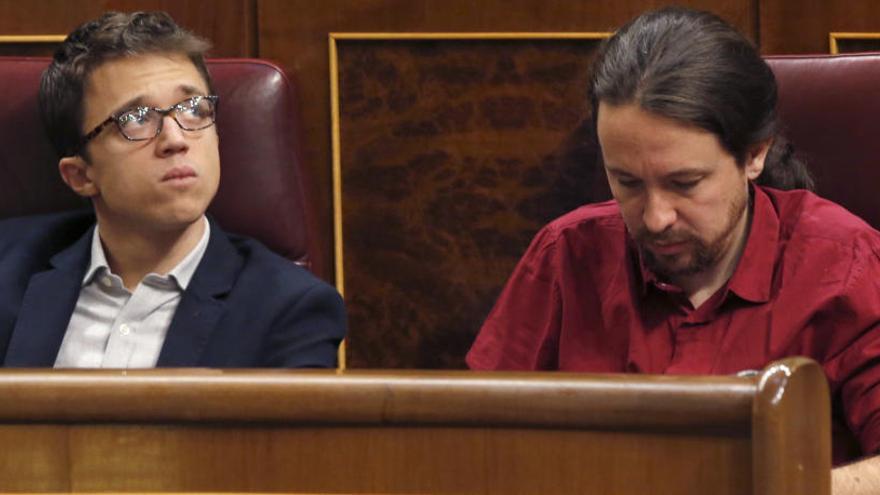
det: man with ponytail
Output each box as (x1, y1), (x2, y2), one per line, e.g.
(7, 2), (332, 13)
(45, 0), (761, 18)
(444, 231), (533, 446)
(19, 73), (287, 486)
(468, 7), (880, 491)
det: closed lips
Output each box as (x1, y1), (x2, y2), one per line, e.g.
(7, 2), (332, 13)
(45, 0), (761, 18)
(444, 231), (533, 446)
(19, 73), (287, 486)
(162, 166), (196, 181)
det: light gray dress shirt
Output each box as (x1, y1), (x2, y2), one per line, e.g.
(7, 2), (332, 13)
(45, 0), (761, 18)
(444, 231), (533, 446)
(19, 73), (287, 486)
(54, 217), (210, 368)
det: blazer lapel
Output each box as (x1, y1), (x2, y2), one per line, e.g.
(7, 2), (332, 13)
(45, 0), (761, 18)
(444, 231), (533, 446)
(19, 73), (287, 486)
(156, 221), (241, 367)
(3, 229), (92, 366)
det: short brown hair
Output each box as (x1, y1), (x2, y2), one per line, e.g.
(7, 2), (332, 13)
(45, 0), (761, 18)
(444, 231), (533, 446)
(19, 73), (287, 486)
(40, 11), (213, 158)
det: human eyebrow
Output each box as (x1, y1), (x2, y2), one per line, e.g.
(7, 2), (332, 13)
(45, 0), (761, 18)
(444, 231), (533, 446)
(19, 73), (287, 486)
(605, 168), (643, 188)
(110, 96), (147, 116)
(664, 167), (710, 180)
(109, 85), (206, 116)
(604, 165), (635, 178)
(178, 84), (205, 96)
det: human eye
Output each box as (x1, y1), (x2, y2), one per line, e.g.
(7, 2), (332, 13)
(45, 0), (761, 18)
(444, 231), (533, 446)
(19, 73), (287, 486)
(117, 107), (152, 129)
(173, 97), (196, 114)
(671, 178), (702, 191)
(178, 97), (216, 123)
(616, 177), (643, 189)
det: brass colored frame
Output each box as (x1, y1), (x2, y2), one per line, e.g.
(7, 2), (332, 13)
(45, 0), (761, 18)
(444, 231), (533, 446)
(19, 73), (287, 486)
(328, 32), (610, 369)
(829, 32), (880, 54)
(0, 34), (66, 44)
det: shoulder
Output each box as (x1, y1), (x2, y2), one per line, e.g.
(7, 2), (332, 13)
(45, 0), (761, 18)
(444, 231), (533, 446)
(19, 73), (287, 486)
(512, 200), (627, 283)
(765, 187), (880, 255)
(764, 187), (880, 285)
(221, 231), (342, 303)
(765, 187), (876, 241)
(536, 200), (624, 244)
(196, 227), (345, 368)
(0, 209), (93, 260)
(0, 209), (93, 237)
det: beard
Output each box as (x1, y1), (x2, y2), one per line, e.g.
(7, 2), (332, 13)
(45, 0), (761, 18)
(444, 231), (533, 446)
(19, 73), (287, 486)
(633, 189), (750, 281)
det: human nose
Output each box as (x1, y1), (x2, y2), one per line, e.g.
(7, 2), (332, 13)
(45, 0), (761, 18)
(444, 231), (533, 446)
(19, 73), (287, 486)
(642, 190), (677, 233)
(154, 114), (189, 157)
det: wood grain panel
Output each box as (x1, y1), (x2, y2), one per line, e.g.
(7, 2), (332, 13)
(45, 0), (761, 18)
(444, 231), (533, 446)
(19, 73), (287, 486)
(761, 0), (880, 54)
(334, 36), (606, 368)
(0, 360), (830, 494)
(260, 0), (757, 367)
(0, 0), (255, 57)
(0, 425), (752, 494)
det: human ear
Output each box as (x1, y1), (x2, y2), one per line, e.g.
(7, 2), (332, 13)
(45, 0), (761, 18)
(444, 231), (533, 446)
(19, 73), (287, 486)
(58, 156), (99, 197)
(745, 140), (772, 181)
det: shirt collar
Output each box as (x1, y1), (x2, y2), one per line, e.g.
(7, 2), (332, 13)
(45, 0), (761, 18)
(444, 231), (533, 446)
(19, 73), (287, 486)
(725, 185), (778, 303)
(82, 216), (211, 290)
(634, 184), (779, 303)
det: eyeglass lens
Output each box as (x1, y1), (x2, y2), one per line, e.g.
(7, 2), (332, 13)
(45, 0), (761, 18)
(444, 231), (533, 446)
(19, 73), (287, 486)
(116, 96), (216, 141)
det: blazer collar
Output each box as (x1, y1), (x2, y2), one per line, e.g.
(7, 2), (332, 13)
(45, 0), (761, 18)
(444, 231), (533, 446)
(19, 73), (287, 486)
(4, 218), (244, 368)
(156, 218), (243, 366)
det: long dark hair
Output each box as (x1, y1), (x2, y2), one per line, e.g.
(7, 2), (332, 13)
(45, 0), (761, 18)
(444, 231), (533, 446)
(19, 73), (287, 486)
(589, 7), (813, 190)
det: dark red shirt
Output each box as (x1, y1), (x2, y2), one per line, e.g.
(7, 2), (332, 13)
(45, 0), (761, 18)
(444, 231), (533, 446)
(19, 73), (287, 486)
(467, 186), (880, 464)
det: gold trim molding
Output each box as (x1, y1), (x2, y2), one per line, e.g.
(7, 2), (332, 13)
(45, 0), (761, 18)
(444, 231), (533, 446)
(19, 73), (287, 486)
(0, 34), (66, 43)
(328, 32), (610, 369)
(829, 32), (880, 54)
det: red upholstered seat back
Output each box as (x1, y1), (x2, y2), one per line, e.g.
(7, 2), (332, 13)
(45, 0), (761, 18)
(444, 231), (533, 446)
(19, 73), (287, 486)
(766, 53), (880, 229)
(0, 57), (318, 272)
(0, 54), (876, 279)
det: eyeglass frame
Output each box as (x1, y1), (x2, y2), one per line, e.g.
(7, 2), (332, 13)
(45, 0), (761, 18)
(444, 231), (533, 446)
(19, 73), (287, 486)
(75, 94), (220, 155)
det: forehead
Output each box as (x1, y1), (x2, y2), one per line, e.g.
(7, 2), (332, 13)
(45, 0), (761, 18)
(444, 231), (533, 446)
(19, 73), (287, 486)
(82, 52), (208, 120)
(597, 102), (732, 175)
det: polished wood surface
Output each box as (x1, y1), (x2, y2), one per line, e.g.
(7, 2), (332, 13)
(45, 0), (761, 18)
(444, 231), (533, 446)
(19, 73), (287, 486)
(0, 357), (829, 494)
(0, 368), (755, 425)
(0, 0), (255, 57)
(752, 357), (832, 495)
(761, 0), (880, 54)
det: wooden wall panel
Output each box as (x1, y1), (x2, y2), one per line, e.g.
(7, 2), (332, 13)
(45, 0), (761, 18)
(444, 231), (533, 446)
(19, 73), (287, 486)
(260, 0), (757, 368)
(761, 0), (880, 54)
(335, 37), (608, 368)
(260, 0), (757, 286)
(0, 0), (255, 57)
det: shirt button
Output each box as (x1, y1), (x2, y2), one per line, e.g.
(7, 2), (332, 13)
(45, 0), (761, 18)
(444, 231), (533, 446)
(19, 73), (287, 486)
(101, 276), (112, 288)
(119, 324), (131, 336)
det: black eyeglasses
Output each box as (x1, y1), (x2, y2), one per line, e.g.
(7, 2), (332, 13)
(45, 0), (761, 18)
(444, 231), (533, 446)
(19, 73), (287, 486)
(76, 95), (219, 154)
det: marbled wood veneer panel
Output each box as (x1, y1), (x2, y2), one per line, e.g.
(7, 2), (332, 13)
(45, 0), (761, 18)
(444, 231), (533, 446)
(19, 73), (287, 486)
(339, 39), (609, 368)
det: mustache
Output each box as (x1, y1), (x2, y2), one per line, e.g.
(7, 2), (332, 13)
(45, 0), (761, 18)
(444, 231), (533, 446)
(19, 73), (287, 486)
(633, 228), (695, 245)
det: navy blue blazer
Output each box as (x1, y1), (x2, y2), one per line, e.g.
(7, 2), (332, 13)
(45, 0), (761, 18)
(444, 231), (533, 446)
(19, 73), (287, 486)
(0, 211), (346, 367)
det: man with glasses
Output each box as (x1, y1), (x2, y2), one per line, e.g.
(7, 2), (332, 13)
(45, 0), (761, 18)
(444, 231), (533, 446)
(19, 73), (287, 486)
(0, 11), (346, 368)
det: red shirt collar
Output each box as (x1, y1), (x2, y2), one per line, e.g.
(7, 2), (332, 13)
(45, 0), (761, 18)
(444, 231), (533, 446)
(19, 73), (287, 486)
(726, 185), (778, 303)
(635, 184), (779, 303)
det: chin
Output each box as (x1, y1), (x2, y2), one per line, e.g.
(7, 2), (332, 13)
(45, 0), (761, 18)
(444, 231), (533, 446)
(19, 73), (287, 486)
(154, 207), (208, 231)
(645, 252), (703, 279)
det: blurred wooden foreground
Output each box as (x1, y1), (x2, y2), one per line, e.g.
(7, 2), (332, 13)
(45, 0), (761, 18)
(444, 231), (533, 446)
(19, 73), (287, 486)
(0, 357), (829, 494)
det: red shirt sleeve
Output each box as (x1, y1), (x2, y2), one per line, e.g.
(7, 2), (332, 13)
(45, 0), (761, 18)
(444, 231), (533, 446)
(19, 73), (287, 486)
(466, 225), (563, 370)
(821, 232), (880, 456)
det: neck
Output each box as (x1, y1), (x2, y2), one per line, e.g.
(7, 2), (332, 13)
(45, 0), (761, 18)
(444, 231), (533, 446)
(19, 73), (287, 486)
(677, 205), (752, 309)
(96, 215), (206, 291)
